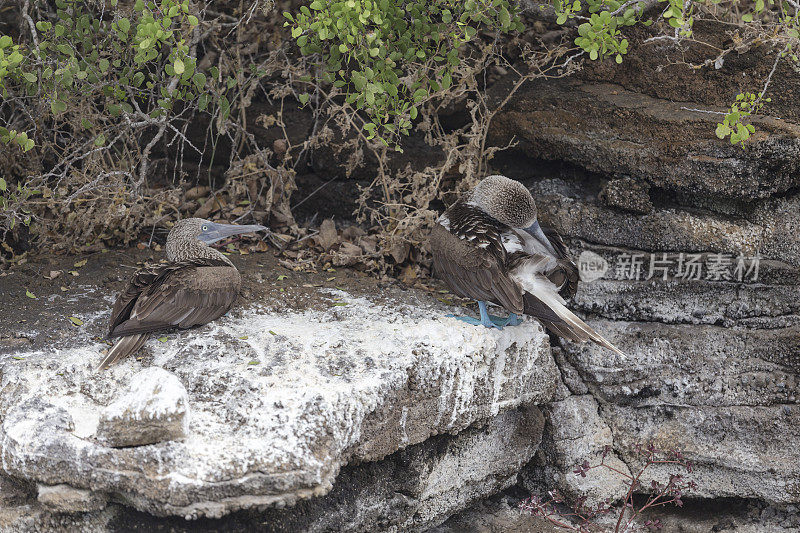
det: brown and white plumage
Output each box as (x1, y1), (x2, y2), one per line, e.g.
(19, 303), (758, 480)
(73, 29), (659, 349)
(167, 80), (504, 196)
(429, 175), (624, 357)
(98, 218), (266, 369)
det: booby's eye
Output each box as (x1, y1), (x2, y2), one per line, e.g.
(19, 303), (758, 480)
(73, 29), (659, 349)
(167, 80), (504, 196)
(202, 225), (208, 231)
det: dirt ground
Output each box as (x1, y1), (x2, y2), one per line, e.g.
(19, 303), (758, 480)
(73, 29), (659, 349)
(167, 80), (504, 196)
(0, 245), (458, 358)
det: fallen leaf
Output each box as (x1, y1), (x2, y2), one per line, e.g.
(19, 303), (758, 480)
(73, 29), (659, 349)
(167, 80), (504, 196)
(74, 259), (87, 268)
(326, 277), (335, 281)
(277, 274), (288, 281)
(399, 264), (417, 285)
(248, 360), (260, 365)
(44, 270), (61, 280)
(12, 356), (24, 360)
(317, 218), (338, 250)
(185, 185), (210, 201)
(25, 290), (36, 299)
(69, 271), (79, 276)
(238, 335), (248, 340)
(332, 302), (348, 307)
(157, 336), (168, 342)
(252, 240), (270, 252)
(268, 330), (277, 335)
(389, 241), (410, 264)
(341, 225), (366, 241)
(60, 286), (68, 292)
(67, 316), (83, 326)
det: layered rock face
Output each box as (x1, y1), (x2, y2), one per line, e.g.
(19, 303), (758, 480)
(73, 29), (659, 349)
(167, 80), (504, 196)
(0, 273), (557, 531)
(489, 22), (800, 517)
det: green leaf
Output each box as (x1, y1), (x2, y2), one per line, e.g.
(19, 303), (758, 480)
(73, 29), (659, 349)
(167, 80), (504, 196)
(68, 316), (83, 326)
(23, 72), (37, 83)
(499, 7), (511, 29)
(25, 290), (36, 299)
(158, 336), (168, 342)
(298, 93), (310, 105)
(94, 134), (106, 146)
(0, 178), (6, 191)
(174, 58), (185, 75)
(99, 58), (109, 72)
(715, 123), (731, 139)
(192, 72), (206, 89)
(51, 100), (67, 114)
(0, 36), (12, 49)
(117, 17), (130, 33)
(187, 15), (199, 26)
(742, 13), (753, 22)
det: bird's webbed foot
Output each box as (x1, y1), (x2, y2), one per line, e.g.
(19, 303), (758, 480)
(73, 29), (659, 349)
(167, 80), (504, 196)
(478, 301), (504, 330)
(446, 302), (505, 330)
(447, 315), (483, 327)
(496, 312), (522, 327)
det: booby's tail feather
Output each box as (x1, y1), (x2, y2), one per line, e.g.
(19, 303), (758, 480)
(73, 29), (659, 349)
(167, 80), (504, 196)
(97, 334), (147, 370)
(534, 289), (626, 357)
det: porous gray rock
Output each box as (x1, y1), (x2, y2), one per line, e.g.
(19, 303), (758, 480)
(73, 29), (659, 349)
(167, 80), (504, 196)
(96, 367), (189, 447)
(0, 287), (557, 521)
(37, 484), (107, 513)
(522, 394), (631, 507)
(256, 406), (546, 532)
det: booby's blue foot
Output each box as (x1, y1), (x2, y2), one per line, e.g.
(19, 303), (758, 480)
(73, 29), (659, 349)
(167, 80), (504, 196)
(448, 315), (483, 326)
(446, 302), (504, 330)
(478, 301), (503, 330)
(499, 312), (522, 327)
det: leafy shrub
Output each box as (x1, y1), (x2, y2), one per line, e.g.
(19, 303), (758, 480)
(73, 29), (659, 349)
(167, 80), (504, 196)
(285, 0), (523, 145)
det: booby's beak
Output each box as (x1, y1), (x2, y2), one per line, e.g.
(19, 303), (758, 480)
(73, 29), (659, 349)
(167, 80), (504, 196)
(523, 220), (558, 256)
(197, 222), (269, 245)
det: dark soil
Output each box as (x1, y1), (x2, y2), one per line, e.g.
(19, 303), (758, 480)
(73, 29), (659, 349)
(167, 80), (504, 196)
(0, 245), (453, 358)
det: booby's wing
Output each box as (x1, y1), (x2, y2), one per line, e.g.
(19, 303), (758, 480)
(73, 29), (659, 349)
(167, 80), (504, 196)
(540, 225), (579, 299)
(108, 257), (238, 338)
(429, 202), (524, 314)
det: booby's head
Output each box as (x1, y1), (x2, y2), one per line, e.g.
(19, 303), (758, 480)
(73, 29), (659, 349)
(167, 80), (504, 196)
(467, 175), (557, 255)
(169, 218), (268, 245)
(166, 218), (268, 261)
(468, 175), (537, 229)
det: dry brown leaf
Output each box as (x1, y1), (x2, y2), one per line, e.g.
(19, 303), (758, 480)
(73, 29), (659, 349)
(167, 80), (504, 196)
(399, 264), (417, 285)
(185, 186), (210, 201)
(341, 225), (366, 241)
(389, 241), (410, 264)
(317, 219), (338, 251)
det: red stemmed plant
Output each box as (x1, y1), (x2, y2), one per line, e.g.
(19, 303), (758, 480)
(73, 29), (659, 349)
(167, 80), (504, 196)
(520, 443), (697, 532)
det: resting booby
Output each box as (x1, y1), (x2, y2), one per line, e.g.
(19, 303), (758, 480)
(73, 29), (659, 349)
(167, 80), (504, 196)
(98, 218), (268, 369)
(429, 175), (623, 356)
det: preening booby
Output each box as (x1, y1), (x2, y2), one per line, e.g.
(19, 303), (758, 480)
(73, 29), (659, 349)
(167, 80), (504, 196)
(98, 218), (268, 369)
(429, 175), (623, 356)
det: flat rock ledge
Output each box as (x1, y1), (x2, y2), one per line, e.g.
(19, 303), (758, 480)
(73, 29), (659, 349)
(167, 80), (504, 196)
(0, 288), (557, 522)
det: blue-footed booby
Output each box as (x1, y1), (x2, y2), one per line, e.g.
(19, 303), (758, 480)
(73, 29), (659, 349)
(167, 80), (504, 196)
(98, 218), (268, 369)
(429, 175), (623, 356)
